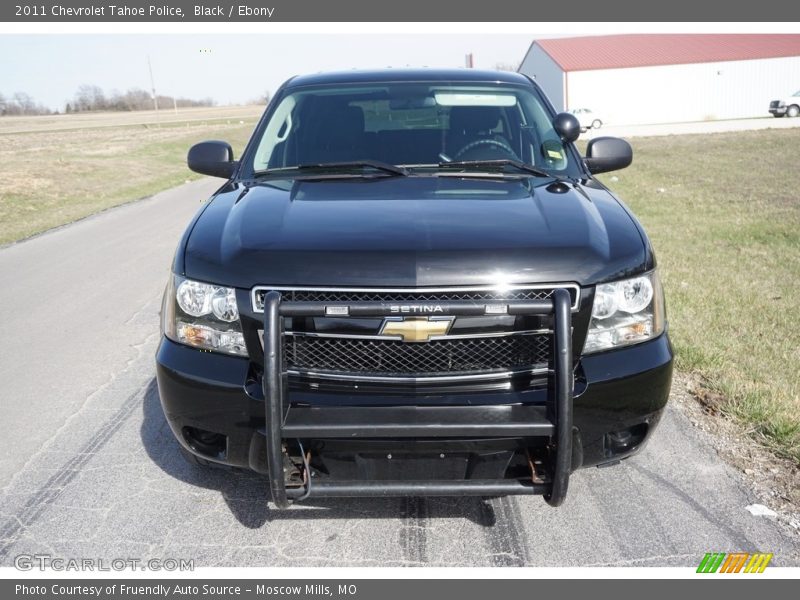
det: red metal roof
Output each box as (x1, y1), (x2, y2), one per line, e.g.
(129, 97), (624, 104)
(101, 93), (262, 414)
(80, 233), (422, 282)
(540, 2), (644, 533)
(535, 34), (800, 72)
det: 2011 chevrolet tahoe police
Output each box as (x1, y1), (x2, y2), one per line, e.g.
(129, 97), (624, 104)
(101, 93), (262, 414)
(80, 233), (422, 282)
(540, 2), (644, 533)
(156, 69), (673, 508)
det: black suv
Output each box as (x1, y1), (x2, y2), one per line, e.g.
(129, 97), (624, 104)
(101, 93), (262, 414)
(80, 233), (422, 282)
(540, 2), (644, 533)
(156, 69), (672, 508)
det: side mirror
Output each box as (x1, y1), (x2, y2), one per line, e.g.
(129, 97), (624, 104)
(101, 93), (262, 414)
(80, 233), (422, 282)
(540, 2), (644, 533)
(187, 140), (237, 178)
(553, 112), (581, 143)
(585, 137), (633, 174)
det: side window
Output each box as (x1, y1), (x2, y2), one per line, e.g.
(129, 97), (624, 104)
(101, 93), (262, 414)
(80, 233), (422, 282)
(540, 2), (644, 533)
(504, 104), (531, 163)
(525, 99), (567, 170)
(252, 96), (297, 170)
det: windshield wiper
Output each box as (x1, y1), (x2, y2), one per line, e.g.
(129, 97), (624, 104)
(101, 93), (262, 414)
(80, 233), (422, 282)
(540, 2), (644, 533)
(255, 160), (408, 178)
(436, 159), (554, 179)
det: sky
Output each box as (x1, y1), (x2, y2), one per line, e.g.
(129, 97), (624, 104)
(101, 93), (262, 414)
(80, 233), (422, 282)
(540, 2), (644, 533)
(0, 34), (550, 110)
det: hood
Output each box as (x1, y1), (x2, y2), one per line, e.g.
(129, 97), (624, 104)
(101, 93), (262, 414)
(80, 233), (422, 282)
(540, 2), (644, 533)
(182, 176), (648, 289)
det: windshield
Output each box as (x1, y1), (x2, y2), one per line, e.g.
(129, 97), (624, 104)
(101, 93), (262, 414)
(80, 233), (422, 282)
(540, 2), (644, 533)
(246, 82), (577, 176)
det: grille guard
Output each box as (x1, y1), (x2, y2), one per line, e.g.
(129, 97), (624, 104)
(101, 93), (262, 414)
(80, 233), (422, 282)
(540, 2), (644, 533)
(261, 289), (574, 508)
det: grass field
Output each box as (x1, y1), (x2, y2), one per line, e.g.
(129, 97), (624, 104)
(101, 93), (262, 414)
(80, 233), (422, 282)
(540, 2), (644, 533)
(595, 129), (800, 464)
(0, 105), (263, 134)
(0, 108), (261, 244)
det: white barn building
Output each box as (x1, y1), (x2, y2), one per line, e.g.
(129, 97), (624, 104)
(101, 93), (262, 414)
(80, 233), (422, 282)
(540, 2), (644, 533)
(518, 34), (800, 125)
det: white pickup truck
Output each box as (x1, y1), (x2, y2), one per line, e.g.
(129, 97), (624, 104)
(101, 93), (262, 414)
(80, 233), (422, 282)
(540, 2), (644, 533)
(769, 90), (800, 118)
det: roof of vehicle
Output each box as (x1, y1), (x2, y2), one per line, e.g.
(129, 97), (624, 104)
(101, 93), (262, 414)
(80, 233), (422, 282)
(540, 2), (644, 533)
(284, 68), (532, 88)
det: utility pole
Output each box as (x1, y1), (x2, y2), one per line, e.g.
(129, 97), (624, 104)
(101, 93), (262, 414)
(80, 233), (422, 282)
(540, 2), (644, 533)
(147, 55), (158, 112)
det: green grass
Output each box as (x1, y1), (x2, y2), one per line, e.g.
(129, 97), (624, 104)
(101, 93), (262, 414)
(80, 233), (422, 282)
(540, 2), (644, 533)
(0, 116), (257, 245)
(594, 129), (800, 464)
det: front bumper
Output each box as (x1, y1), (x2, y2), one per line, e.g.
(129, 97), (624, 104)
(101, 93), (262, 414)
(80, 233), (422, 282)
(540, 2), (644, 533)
(156, 297), (673, 505)
(770, 106), (787, 116)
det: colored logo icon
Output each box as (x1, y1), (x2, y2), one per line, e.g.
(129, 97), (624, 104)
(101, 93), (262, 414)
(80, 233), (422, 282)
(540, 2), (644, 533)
(697, 552), (773, 573)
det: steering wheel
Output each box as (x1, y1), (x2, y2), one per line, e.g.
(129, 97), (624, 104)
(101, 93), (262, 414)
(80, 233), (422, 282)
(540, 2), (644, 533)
(454, 138), (519, 161)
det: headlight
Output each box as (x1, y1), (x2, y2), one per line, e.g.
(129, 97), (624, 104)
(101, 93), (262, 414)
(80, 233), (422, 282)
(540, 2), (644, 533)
(161, 275), (247, 357)
(583, 271), (665, 354)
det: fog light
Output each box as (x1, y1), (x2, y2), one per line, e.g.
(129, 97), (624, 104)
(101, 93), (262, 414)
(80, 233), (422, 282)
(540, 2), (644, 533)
(607, 430), (633, 448)
(604, 423), (648, 457)
(183, 427), (227, 458)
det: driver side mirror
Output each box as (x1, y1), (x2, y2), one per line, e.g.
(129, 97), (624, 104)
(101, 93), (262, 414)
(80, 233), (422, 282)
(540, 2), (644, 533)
(584, 137), (633, 174)
(187, 140), (238, 178)
(552, 112), (581, 143)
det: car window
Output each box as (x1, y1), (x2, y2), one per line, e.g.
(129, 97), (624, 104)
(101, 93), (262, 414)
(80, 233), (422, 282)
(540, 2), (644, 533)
(249, 82), (575, 174)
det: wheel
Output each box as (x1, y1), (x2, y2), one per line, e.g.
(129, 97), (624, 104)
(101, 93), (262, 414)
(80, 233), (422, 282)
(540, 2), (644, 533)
(787, 105), (800, 118)
(591, 119), (602, 129)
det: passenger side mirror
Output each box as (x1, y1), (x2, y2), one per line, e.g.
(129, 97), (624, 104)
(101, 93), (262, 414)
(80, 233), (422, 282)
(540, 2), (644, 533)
(584, 137), (633, 174)
(552, 112), (581, 143)
(187, 140), (238, 178)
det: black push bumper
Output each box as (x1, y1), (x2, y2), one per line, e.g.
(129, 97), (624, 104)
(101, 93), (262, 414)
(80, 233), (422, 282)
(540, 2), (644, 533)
(260, 289), (574, 508)
(156, 291), (673, 508)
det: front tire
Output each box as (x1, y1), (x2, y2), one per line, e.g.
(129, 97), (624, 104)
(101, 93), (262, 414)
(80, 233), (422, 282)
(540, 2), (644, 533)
(787, 105), (800, 118)
(591, 119), (602, 129)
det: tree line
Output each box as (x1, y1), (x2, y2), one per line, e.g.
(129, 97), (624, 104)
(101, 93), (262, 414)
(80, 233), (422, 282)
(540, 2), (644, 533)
(0, 92), (51, 116)
(66, 84), (214, 113)
(0, 84), (215, 116)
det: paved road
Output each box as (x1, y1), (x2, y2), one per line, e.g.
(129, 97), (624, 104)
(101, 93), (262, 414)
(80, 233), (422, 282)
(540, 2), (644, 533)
(0, 180), (797, 568)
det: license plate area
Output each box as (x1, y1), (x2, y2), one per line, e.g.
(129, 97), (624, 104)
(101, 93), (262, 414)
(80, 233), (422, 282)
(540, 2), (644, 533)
(305, 439), (527, 481)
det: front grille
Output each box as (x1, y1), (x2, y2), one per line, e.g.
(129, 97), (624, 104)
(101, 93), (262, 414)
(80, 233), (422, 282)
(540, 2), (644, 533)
(286, 289), (554, 303)
(253, 285), (579, 311)
(770, 100), (781, 108)
(285, 334), (551, 378)
(252, 285), (576, 383)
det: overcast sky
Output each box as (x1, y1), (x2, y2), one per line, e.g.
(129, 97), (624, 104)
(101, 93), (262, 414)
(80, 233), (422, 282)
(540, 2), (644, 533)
(0, 34), (555, 110)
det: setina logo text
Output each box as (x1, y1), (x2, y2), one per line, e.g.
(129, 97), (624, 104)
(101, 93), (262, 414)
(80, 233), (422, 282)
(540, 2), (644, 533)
(697, 552), (773, 573)
(389, 304), (444, 314)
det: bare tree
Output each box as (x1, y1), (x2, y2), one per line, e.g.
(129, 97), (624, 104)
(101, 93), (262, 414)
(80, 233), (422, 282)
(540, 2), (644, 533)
(0, 85), (213, 117)
(70, 85), (214, 113)
(0, 92), (51, 116)
(247, 91), (271, 106)
(73, 84), (107, 111)
(12, 92), (36, 114)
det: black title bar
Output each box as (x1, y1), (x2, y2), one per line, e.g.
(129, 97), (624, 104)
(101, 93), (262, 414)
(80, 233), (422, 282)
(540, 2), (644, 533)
(3, 579), (798, 599)
(4, 0), (800, 22)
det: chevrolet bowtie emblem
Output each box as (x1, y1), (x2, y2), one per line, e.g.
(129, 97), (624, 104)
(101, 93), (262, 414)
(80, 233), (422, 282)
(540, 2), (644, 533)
(379, 316), (455, 343)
